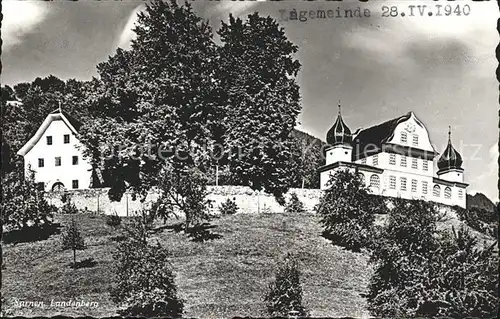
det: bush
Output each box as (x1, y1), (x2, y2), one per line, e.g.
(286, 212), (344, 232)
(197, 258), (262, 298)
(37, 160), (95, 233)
(61, 218), (86, 268)
(368, 199), (498, 317)
(284, 192), (306, 214)
(264, 253), (307, 317)
(106, 214), (122, 227)
(1, 168), (54, 230)
(61, 201), (79, 214)
(219, 198), (238, 215)
(420, 226), (498, 317)
(316, 169), (383, 251)
(111, 216), (184, 317)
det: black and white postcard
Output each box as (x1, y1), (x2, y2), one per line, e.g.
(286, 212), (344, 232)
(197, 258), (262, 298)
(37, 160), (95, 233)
(1, 0), (498, 318)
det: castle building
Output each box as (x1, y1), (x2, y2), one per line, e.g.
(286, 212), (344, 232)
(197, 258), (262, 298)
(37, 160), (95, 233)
(17, 108), (94, 192)
(319, 104), (468, 208)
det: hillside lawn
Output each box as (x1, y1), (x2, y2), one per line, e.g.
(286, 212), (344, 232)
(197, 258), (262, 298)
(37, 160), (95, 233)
(2, 211), (372, 318)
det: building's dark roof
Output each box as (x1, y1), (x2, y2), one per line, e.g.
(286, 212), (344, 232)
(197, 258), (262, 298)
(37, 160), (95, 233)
(351, 112), (412, 159)
(437, 131), (462, 171)
(326, 106), (352, 146)
(50, 109), (82, 131)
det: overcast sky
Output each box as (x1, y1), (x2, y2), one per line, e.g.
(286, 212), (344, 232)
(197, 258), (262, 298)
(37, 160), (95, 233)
(2, 0), (498, 201)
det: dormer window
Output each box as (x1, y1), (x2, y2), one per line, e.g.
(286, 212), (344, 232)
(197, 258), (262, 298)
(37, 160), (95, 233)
(400, 132), (407, 144)
(64, 134), (70, 144)
(46, 136), (53, 145)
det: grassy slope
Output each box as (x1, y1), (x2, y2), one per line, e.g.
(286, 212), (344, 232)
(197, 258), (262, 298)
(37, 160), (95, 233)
(3, 212), (371, 318)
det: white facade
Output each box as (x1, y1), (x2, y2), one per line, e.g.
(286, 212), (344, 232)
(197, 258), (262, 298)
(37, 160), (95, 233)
(17, 110), (93, 192)
(319, 111), (468, 208)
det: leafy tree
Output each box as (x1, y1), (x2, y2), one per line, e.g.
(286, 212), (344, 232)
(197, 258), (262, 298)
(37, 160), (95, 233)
(61, 218), (86, 268)
(284, 192), (306, 214)
(80, 0), (221, 202)
(316, 169), (382, 251)
(1, 168), (54, 230)
(151, 164), (212, 232)
(111, 215), (184, 317)
(264, 253), (308, 317)
(217, 13), (302, 201)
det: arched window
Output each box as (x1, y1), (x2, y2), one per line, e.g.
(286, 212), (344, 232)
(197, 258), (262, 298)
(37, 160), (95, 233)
(444, 187), (452, 199)
(433, 185), (441, 197)
(369, 174), (380, 188)
(52, 182), (65, 192)
(401, 131), (408, 144)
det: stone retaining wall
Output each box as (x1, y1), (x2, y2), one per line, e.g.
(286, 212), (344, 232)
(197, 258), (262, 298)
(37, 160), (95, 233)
(45, 186), (323, 216)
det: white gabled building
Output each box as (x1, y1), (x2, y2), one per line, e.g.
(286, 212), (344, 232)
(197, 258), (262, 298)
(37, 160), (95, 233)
(319, 104), (468, 208)
(17, 109), (95, 192)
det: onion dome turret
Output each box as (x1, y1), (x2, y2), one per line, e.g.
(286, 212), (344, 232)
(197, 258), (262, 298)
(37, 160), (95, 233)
(437, 126), (463, 170)
(326, 101), (352, 146)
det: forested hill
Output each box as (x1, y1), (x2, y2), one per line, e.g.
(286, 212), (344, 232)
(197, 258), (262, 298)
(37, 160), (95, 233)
(467, 192), (496, 212)
(289, 128), (326, 189)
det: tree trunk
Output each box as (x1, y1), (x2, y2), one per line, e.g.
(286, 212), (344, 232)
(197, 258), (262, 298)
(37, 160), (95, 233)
(301, 177), (305, 189)
(215, 164), (219, 186)
(185, 215), (190, 233)
(73, 249), (76, 268)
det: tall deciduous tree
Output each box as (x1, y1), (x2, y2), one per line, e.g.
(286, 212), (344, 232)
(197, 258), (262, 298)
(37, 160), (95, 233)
(217, 13), (302, 201)
(80, 0), (221, 203)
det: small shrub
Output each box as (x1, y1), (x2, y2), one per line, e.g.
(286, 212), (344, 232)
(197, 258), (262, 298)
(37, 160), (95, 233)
(284, 193), (306, 214)
(61, 201), (79, 214)
(219, 198), (238, 215)
(264, 253), (308, 317)
(111, 215), (184, 317)
(61, 218), (86, 268)
(106, 214), (122, 227)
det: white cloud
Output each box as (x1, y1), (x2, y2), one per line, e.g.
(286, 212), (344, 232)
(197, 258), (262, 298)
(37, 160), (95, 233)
(117, 5), (145, 50)
(2, 1), (50, 52)
(214, 0), (264, 17)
